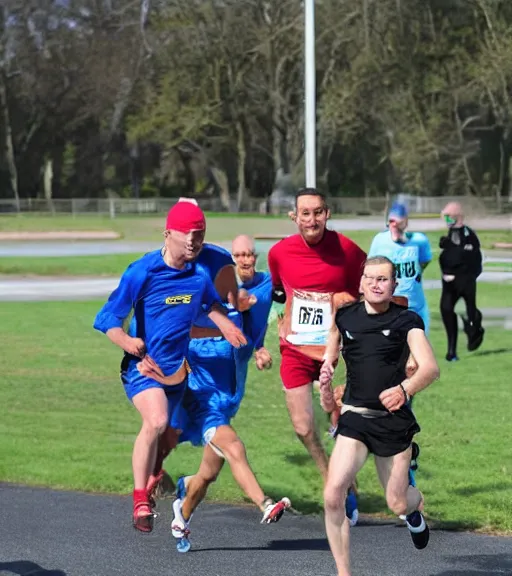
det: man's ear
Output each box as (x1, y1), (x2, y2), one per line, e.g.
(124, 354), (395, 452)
(288, 210), (296, 222)
(326, 207), (331, 220)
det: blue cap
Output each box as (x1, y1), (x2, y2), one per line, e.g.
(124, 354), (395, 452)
(388, 202), (408, 220)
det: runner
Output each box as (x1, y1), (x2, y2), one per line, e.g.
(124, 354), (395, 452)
(93, 200), (247, 533)
(319, 256), (439, 576)
(267, 189), (366, 481)
(439, 202), (484, 361)
(138, 235), (290, 551)
(368, 201), (432, 484)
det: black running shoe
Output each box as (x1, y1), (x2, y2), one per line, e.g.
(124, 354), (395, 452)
(406, 511), (430, 550)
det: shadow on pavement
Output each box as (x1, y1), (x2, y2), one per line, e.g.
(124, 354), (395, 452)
(431, 552), (512, 576)
(0, 561), (66, 576)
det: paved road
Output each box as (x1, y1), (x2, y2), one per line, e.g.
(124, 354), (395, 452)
(0, 484), (510, 576)
(0, 215), (509, 257)
(1, 272), (512, 302)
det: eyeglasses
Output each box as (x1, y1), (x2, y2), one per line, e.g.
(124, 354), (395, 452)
(232, 251), (257, 259)
(362, 274), (393, 284)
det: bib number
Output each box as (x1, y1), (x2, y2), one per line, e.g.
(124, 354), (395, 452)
(291, 296), (332, 334)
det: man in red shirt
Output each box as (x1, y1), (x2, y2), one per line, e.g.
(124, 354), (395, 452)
(268, 189), (367, 483)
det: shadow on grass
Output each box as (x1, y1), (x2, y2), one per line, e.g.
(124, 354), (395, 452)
(469, 348), (512, 358)
(430, 553), (512, 576)
(284, 453), (314, 467)
(450, 482), (512, 497)
(0, 561), (66, 576)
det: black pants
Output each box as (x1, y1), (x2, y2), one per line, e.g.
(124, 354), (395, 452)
(440, 275), (481, 357)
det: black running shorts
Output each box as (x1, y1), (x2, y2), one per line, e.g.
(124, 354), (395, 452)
(335, 407), (420, 457)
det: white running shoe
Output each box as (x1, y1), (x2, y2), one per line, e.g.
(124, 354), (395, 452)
(171, 498), (191, 539)
(261, 497), (291, 524)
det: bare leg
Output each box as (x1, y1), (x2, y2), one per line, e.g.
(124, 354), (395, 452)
(181, 444), (224, 520)
(324, 436), (368, 576)
(131, 388), (170, 491)
(374, 446), (422, 517)
(285, 384), (329, 481)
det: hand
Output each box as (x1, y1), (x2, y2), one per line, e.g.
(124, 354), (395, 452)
(126, 337), (146, 358)
(319, 359), (335, 386)
(216, 317), (248, 348)
(137, 354), (166, 383)
(379, 384), (407, 412)
(318, 379), (336, 412)
(333, 384), (346, 408)
(228, 288), (257, 312)
(255, 347), (272, 370)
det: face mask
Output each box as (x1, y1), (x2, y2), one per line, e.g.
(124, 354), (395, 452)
(444, 214), (456, 227)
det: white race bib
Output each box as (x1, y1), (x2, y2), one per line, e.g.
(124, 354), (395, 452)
(290, 295), (332, 334)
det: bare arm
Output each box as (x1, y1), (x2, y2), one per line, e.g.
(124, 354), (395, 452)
(379, 328), (439, 411)
(402, 328), (440, 397)
(106, 327), (145, 357)
(324, 318), (342, 365)
(207, 307), (248, 348)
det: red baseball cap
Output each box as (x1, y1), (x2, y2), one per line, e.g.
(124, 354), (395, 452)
(165, 198), (206, 233)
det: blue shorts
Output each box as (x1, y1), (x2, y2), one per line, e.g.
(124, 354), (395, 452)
(120, 354), (187, 430)
(179, 392), (231, 446)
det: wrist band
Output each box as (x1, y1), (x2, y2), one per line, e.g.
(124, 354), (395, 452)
(399, 383), (410, 403)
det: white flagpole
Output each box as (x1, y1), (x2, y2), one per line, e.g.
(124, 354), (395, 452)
(304, 0), (316, 189)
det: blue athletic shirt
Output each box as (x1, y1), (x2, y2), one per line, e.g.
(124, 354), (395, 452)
(93, 249), (220, 376)
(368, 231), (432, 313)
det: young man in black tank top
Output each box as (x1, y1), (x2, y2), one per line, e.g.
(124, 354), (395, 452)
(319, 256), (440, 576)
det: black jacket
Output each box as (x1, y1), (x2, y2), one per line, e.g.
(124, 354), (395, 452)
(439, 225), (482, 278)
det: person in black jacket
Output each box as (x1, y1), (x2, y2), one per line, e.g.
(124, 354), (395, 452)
(439, 202), (484, 361)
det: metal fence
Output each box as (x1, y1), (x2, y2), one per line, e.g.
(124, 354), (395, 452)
(0, 195), (510, 217)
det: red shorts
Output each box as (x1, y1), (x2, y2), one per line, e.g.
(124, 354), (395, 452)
(279, 343), (322, 390)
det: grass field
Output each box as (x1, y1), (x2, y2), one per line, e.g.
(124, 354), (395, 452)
(1, 284), (511, 533)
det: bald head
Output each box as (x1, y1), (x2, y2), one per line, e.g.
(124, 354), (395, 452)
(232, 234), (255, 255)
(232, 234), (257, 283)
(441, 202), (464, 227)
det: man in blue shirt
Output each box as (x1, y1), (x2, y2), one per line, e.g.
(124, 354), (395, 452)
(93, 200), (246, 533)
(139, 235), (290, 551)
(368, 202), (432, 333)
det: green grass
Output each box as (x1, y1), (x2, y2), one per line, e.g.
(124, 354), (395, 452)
(1, 288), (511, 533)
(1, 228), (511, 278)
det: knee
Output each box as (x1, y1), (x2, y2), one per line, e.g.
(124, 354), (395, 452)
(142, 414), (168, 437)
(324, 481), (349, 513)
(292, 419), (314, 440)
(386, 492), (408, 517)
(221, 438), (246, 463)
(199, 467), (221, 485)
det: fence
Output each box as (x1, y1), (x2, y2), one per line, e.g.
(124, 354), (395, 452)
(0, 195), (510, 217)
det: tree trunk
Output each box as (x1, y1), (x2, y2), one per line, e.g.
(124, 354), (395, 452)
(43, 157), (53, 200)
(0, 71), (19, 210)
(236, 118), (248, 211)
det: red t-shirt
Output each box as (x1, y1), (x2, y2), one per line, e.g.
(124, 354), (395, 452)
(268, 230), (367, 345)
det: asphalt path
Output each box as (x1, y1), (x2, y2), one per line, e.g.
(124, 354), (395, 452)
(1, 484), (511, 576)
(0, 215), (510, 257)
(1, 271), (512, 302)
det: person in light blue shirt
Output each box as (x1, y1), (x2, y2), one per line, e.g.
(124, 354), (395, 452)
(368, 202), (431, 489)
(93, 200), (247, 534)
(368, 202), (432, 333)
